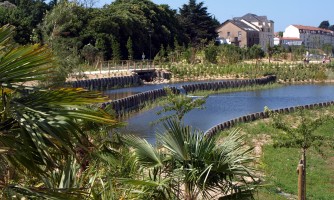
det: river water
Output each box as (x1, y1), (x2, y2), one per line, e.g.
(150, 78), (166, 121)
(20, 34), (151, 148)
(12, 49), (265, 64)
(104, 83), (334, 143)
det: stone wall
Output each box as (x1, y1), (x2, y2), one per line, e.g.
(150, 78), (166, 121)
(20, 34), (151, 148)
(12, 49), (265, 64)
(205, 101), (334, 137)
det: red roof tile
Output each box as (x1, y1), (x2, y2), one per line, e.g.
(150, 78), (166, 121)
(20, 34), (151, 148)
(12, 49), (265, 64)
(292, 25), (332, 33)
(281, 37), (302, 41)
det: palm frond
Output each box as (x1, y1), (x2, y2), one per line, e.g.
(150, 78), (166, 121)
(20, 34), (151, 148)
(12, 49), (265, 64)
(0, 44), (53, 84)
(158, 119), (189, 160)
(0, 24), (14, 50)
(123, 134), (163, 168)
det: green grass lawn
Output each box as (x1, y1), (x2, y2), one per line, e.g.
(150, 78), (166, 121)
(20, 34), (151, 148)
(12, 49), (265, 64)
(217, 107), (334, 200)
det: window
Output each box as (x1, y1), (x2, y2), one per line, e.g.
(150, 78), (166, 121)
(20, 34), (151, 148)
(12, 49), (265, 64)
(227, 32), (230, 37)
(238, 31), (242, 40)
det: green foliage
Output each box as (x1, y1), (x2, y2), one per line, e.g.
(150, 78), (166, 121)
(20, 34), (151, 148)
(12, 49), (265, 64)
(204, 42), (218, 63)
(111, 36), (121, 62)
(40, 0), (89, 84)
(0, 0), (50, 44)
(318, 20), (330, 29)
(218, 106), (334, 199)
(178, 0), (220, 46)
(271, 109), (330, 150)
(123, 120), (255, 199)
(322, 43), (333, 55)
(218, 44), (243, 64)
(0, 24), (119, 199)
(157, 88), (207, 121)
(248, 45), (265, 60)
(81, 43), (99, 64)
(263, 145), (334, 199)
(126, 36), (133, 60)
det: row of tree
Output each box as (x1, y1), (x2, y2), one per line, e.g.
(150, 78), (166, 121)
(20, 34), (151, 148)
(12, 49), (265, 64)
(0, 0), (219, 59)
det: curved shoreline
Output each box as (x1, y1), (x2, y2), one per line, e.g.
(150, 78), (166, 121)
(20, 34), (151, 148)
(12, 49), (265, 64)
(204, 101), (334, 137)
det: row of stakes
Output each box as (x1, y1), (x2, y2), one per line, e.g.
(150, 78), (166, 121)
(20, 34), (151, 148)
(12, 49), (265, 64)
(100, 76), (276, 116)
(205, 101), (334, 137)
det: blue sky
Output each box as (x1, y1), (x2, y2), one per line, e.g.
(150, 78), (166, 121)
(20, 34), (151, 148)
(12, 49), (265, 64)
(95, 0), (333, 32)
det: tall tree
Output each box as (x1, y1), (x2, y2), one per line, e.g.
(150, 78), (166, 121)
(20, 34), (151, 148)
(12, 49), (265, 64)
(126, 36), (134, 60)
(178, 0), (220, 46)
(39, 0), (90, 83)
(319, 20), (330, 29)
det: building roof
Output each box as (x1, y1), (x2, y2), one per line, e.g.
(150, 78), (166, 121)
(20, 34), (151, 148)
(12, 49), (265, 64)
(292, 25), (332, 33)
(217, 20), (257, 32)
(231, 20), (258, 31)
(234, 13), (273, 23)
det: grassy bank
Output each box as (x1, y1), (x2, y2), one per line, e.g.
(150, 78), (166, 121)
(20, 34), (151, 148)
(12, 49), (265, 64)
(163, 62), (333, 83)
(217, 106), (334, 199)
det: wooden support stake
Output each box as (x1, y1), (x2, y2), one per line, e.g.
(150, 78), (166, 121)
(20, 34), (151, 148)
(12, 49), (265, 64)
(297, 164), (304, 200)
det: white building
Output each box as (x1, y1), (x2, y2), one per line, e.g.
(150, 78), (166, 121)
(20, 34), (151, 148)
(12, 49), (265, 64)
(283, 25), (334, 49)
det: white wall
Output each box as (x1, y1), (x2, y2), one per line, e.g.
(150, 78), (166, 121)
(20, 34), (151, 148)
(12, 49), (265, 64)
(283, 25), (300, 38)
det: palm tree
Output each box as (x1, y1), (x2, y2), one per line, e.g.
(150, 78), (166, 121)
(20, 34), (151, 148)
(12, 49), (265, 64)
(0, 24), (119, 198)
(124, 119), (255, 200)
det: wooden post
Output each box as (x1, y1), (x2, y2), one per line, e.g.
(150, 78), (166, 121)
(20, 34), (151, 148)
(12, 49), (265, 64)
(297, 163), (304, 200)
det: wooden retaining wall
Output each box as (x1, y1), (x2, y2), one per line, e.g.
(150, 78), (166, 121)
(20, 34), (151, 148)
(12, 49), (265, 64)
(101, 87), (179, 115)
(102, 75), (277, 116)
(69, 75), (141, 90)
(205, 101), (334, 137)
(181, 75), (276, 93)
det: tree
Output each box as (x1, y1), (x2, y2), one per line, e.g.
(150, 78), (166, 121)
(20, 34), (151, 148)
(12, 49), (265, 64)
(111, 36), (121, 62)
(39, 0), (89, 83)
(178, 0), (220, 46)
(318, 20), (330, 29)
(0, 24), (118, 198)
(218, 44), (243, 64)
(329, 25), (334, 31)
(248, 44), (265, 60)
(123, 120), (255, 199)
(271, 109), (332, 200)
(157, 88), (207, 122)
(81, 43), (99, 64)
(0, 0), (50, 44)
(126, 37), (134, 60)
(204, 42), (218, 63)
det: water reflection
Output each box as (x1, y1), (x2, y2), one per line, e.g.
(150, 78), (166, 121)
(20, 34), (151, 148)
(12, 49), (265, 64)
(118, 84), (334, 143)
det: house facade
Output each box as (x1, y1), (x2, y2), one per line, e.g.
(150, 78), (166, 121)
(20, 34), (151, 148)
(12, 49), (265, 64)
(216, 13), (274, 51)
(283, 25), (334, 49)
(216, 20), (259, 47)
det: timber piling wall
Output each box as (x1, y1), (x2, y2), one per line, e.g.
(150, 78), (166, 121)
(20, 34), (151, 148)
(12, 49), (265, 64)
(181, 75), (276, 93)
(101, 75), (277, 116)
(69, 75), (141, 90)
(205, 101), (334, 137)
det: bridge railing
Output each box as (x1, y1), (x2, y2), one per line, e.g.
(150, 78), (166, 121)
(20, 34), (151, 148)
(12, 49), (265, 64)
(98, 60), (161, 72)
